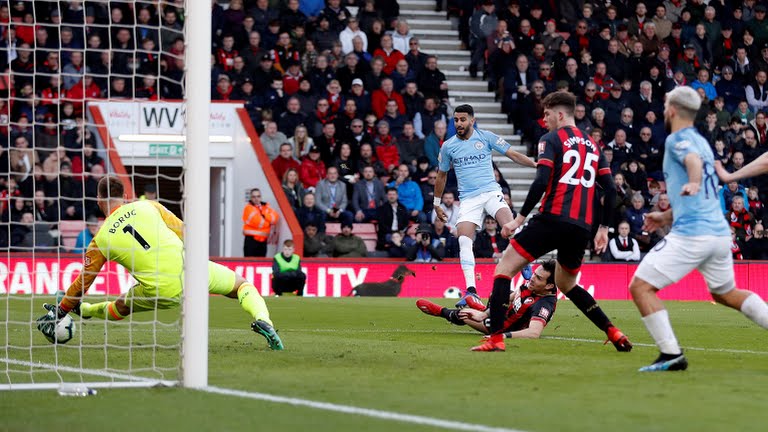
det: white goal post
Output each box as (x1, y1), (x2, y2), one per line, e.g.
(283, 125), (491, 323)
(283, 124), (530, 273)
(0, 0), (210, 391)
(181, 0), (211, 389)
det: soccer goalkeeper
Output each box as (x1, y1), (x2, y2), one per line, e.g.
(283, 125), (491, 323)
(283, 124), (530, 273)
(37, 176), (284, 350)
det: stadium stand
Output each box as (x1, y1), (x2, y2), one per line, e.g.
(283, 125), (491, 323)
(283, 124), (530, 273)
(2, 0), (768, 261)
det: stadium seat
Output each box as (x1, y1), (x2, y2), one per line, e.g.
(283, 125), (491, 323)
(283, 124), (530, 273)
(59, 221), (86, 251)
(324, 223), (378, 252)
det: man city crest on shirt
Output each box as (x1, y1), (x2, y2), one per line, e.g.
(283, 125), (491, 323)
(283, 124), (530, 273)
(474, 141), (484, 150)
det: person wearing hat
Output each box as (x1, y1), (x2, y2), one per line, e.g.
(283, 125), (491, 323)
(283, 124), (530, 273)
(713, 23), (736, 64)
(663, 22), (684, 61)
(717, 66), (745, 113)
(676, 43), (700, 83)
(406, 223), (442, 262)
(330, 220), (368, 258)
(252, 53), (281, 92)
(749, 4), (768, 43)
(539, 18), (563, 61)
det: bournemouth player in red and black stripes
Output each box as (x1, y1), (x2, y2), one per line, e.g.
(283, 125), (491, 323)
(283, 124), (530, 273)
(472, 91), (633, 352)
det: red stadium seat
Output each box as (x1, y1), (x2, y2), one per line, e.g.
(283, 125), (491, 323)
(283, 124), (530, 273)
(59, 221), (86, 251)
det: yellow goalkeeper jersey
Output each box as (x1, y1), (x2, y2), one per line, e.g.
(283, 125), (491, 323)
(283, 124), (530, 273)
(94, 200), (184, 288)
(60, 200), (185, 312)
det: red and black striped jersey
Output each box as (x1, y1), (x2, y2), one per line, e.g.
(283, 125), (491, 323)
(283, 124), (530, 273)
(502, 288), (557, 332)
(536, 126), (611, 230)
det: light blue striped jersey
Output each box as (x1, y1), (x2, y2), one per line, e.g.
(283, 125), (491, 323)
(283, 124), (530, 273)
(664, 126), (729, 237)
(438, 128), (511, 200)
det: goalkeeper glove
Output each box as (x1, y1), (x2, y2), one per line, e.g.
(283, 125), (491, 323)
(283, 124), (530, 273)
(36, 303), (68, 339)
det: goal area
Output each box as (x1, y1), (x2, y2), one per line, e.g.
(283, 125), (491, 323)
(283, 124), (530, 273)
(1, 0), (210, 391)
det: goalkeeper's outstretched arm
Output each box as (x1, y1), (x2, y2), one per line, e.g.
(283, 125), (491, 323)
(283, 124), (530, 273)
(58, 240), (107, 314)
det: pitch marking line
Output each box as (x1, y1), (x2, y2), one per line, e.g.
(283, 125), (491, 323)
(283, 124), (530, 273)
(205, 328), (768, 356)
(202, 385), (526, 432)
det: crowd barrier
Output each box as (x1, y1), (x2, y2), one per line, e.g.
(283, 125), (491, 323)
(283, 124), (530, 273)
(2, 256), (766, 300)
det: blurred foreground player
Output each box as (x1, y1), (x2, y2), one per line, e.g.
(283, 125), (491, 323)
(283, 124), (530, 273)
(630, 87), (768, 371)
(417, 260), (557, 339)
(37, 176), (284, 350)
(473, 91), (632, 352)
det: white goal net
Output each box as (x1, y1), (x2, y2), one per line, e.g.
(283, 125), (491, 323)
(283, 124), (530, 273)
(1, 0), (209, 391)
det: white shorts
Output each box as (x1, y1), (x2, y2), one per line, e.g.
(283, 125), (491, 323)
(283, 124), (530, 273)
(457, 191), (509, 227)
(634, 233), (735, 295)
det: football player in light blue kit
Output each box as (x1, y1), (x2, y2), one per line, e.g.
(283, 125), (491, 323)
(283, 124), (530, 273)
(431, 104), (536, 307)
(630, 87), (768, 372)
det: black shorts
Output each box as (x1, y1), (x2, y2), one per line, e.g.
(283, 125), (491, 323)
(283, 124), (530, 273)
(509, 215), (591, 274)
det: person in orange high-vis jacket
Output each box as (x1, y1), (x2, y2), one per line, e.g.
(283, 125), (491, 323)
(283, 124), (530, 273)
(243, 188), (280, 257)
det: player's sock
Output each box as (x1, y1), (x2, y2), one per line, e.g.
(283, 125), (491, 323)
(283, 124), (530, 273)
(440, 308), (465, 325)
(565, 285), (613, 332)
(237, 282), (272, 326)
(80, 302), (125, 321)
(488, 275), (512, 333)
(740, 293), (768, 329)
(641, 309), (682, 355)
(458, 236), (476, 291)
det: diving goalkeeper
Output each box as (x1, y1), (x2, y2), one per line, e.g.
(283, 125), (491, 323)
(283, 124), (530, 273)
(37, 176), (284, 350)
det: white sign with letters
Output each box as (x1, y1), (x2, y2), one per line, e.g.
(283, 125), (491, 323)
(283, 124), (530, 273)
(91, 101), (240, 138)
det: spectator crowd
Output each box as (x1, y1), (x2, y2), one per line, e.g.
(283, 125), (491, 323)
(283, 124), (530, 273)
(4, 0), (768, 262)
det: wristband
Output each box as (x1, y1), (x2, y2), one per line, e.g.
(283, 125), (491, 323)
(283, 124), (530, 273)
(433, 197), (442, 207)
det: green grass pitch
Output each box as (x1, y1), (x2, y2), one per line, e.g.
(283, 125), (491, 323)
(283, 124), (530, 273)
(2, 296), (767, 432)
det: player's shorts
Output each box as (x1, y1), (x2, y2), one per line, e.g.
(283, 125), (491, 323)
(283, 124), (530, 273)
(124, 261), (237, 312)
(207, 261), (237, 296)
(457, 191), (509, 227)
(509, 216), (591, 273)
(634, 233), (735, 294)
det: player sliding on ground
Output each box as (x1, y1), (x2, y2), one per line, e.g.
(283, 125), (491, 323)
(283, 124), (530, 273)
(472, 91), (632, 352)
(37, 176), (284, 350)
(433, 104), (536, 308)
(627, 86), (768, 372)
(417, 260), (557, 339)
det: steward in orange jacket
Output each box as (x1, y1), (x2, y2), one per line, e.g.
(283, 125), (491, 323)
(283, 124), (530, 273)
(243, 188), (280, 257)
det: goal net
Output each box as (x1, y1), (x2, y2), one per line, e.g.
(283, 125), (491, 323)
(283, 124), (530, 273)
(1, 0), (210, 390)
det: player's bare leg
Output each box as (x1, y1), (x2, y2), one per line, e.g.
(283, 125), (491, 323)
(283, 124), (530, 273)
(455, 221), (480, 306)
(471, 246), (530, 351)
(630, 276), (686, 371)
(228, 274), (284, 350)
(558, 262), (632, 351)
(711, 289), (768, 329)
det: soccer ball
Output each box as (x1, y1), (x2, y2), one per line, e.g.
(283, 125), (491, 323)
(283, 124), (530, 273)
(45, 315), (76, 344)
(443, 287), (462, 299)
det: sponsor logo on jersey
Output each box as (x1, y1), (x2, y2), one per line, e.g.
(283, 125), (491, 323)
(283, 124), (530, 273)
(538, 142), (546, 155)
(675, 140), (691, 150)
(452, 153), (488, 167)
(538, 308), (550, 319)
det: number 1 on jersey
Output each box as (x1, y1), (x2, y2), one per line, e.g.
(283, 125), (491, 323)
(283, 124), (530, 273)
(123, 224), (151, 250)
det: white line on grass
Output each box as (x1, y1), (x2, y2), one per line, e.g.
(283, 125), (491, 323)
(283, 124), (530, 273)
(202, 385), (527, 432)
(0, 357), (178, 389)
(204, 328), (768, 356)
(542, 336), (768, 355)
